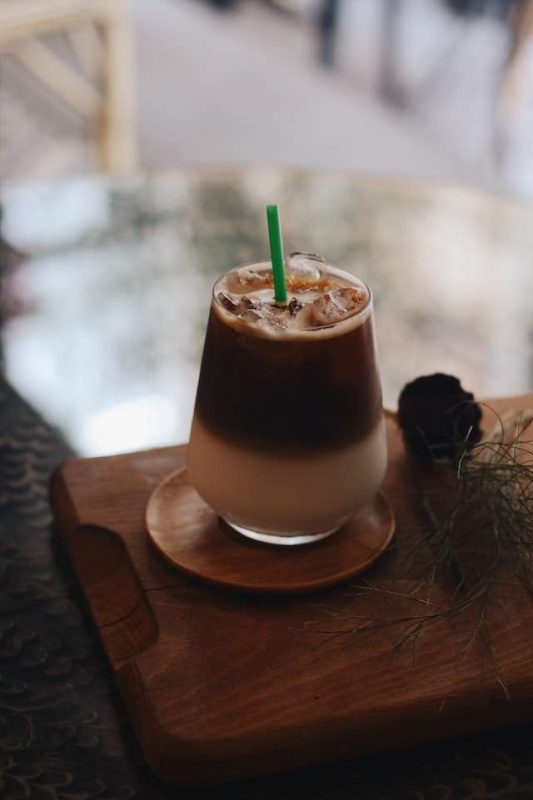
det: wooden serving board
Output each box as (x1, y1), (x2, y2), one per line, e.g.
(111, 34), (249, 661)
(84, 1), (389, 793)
(50, 395), (533, 786)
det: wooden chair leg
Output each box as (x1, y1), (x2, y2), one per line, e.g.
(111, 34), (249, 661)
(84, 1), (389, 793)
(499, 0), (533, 119)
(98, 0), (137, 171)
(11, 38), (100, 116)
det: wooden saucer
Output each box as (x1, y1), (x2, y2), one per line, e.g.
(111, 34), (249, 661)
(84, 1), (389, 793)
(145, 468), (395, 594)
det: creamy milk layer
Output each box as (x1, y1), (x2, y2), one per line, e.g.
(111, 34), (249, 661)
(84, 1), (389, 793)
(188, 414), (388, 536)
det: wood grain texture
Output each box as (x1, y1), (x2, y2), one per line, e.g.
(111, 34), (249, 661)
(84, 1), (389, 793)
(49, 395), (533, 786)
(145, 467), (395, 593)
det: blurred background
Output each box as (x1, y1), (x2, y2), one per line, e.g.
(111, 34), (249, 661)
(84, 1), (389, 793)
(1, 0), (532, 455)
(1, 0), (533, 192)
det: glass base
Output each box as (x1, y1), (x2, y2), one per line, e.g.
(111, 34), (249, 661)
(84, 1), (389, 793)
(225, 520), (339, 546)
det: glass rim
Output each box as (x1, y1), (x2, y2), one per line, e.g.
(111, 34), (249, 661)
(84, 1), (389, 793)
(210, 261), (373, 336)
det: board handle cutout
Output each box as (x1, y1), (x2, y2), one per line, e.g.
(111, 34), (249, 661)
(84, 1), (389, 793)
(65, 524), (159, 667)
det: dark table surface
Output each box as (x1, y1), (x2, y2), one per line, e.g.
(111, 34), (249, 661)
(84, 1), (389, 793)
(1, 169), (533, 798)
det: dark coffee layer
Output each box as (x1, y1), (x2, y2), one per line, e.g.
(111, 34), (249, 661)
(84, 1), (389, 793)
(194, 306), (383, 451)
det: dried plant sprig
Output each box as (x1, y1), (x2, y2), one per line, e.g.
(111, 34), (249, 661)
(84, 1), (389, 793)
(404, 407), (533, 604)
(307, 407), (533, 680)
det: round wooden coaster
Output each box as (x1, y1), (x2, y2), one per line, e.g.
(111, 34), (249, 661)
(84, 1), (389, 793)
(145, 468), (395, 594)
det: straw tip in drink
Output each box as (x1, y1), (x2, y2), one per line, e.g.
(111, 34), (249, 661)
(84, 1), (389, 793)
(266, 203), (287, 304)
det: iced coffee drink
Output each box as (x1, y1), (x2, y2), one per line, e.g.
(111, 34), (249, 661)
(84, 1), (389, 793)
(187, 254), (387, 545)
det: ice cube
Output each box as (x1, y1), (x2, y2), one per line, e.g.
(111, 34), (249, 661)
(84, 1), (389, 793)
(304, 287), (366, 327)
(225, 268), (269, 294)
(217, 291), (240, 313)
(217, 292), (263, 317)
(265, 313), (288, 331)
(240, 296), (256, 310)
(285, 252), (324, 283)
(331, 287), (366, 313)
(241, 309), (264, 323)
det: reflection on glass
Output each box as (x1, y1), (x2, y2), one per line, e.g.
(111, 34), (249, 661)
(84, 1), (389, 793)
(2, 171), (532, 456)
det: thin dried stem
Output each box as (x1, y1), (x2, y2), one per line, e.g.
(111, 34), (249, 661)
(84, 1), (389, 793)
(307, 408), (533, 682)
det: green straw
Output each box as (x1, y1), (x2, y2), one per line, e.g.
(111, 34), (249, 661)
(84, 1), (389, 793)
(266, 204), (287, 304)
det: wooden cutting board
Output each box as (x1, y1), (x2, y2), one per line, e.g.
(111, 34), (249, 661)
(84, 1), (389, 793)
(49, 395), (533, 786)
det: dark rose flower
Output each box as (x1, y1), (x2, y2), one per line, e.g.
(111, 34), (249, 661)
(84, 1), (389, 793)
(398, 373), (482, 459)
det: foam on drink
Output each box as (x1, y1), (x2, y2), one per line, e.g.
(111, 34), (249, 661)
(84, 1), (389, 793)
(215, 254), (370, 338)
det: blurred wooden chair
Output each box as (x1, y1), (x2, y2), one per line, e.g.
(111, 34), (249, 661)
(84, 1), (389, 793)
(499, 0), (533, 118)
(0, 0), (137, 171)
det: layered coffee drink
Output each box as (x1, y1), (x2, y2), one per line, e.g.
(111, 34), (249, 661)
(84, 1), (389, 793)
(187, 254), (387, 544)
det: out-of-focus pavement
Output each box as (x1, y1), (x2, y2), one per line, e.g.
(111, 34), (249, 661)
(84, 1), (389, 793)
(1, 0), (532, 193)
(135, 0), (465, 181)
